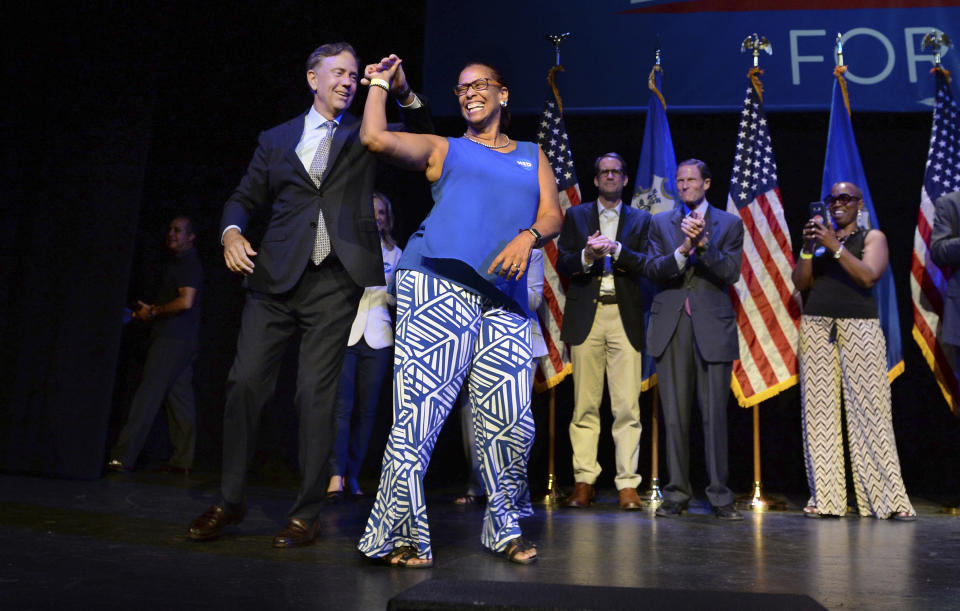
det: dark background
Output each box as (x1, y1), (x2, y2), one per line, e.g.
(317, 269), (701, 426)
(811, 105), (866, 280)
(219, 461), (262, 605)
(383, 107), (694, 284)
(2, 2), (957, 499)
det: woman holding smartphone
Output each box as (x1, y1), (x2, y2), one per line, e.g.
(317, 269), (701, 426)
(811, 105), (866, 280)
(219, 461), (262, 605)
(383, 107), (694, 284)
(792, 181), (914, 520)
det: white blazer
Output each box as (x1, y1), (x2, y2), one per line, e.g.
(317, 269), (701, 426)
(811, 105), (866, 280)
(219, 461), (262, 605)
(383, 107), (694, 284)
(347, 241), (402, 349)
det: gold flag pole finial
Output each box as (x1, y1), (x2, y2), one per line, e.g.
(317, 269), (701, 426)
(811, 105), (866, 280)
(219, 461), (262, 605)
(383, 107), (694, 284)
(545, 32), (571, 68)
(740, 33), (772, 69)
(922, 30), (953, 84)
(545, 33), (571, 114)
(921, 30), (952, 67)
(741, 34), (771, 101)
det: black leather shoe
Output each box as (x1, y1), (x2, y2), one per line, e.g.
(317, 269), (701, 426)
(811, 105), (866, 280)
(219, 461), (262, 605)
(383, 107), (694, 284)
(106, 459), (130, 473)
(713, 504), (744, 521)
(187, 504), (245, 541)
(655, 500), (686, 517)
(273, 518), (319, 548)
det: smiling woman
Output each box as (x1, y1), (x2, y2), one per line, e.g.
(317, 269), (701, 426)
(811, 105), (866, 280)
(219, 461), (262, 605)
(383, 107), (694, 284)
(792, 181), (915, 521)
(356, 56), (562, 568)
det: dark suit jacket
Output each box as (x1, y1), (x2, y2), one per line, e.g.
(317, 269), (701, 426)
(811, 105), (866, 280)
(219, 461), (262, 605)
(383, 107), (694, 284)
(557, 202), (652, 352)
(930, 191), (960, 346)
(220, 104), (433, 294)
(644, 203), (744, 362)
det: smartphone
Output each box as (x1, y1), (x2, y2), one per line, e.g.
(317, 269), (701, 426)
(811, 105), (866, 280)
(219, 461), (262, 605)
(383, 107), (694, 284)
(808, 201), (829, 257)
(808, 201), (829, 226)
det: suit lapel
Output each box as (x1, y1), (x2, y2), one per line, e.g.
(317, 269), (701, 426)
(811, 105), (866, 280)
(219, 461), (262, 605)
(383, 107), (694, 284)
(282, 113), (314, 187)
(615, 205), (627, 241)
(670, 206), (686, 249)
(587, 202), (600, 236)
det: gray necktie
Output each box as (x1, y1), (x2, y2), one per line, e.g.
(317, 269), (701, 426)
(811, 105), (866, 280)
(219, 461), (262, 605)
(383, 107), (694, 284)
(308, 120), (336, 265)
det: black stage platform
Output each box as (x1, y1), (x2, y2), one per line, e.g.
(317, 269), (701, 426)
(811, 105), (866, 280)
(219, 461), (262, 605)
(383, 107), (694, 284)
(1, 471), (957, 610)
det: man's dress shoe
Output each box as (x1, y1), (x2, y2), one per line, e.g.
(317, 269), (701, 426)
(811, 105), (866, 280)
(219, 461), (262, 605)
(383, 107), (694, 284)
(712, 504), (744, 521)
(106, 459), (129, 473)
(655, 499), (686, 517)
(273, 518), (319, 548)
(187, 504), (245, 541)
(618, 487), (644, 510)
(564, 482), (595, 508)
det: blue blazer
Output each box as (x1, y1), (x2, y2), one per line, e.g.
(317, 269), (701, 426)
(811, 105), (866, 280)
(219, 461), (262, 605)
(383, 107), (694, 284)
(557, 202), (652, 352)
(644, 204), (744, 362)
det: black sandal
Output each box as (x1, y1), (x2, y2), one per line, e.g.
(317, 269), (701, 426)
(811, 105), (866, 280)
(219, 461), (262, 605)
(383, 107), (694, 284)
(381, 546), (433, 569)
(503, 537), (537, 565)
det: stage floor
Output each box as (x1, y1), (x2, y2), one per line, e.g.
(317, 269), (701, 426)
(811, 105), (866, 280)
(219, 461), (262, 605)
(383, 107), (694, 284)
(0, 471), (956, 610)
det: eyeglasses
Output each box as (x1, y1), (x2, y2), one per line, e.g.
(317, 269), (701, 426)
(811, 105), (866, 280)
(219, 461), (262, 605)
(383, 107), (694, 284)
(453, 78), (501, 97)
(598, 169), (624, 177)
(825, 193), (861, 205)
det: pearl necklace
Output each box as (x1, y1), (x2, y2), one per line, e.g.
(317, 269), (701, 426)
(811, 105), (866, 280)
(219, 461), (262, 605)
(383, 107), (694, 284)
(463, 133), (511, 149)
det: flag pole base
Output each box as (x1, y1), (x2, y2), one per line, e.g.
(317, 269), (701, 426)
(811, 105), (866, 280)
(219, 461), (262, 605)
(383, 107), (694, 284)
(641, 477), (663, 506)
(539, 473), (562, 505)
(735, 481), (788, 512)
(940, 501), (960, 516)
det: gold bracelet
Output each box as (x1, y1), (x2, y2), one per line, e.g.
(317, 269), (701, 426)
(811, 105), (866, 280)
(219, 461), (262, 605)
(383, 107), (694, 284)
(369, 78), (390, 93)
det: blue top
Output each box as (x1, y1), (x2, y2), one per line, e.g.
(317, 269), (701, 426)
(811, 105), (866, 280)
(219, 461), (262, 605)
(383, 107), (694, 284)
(398, 137), (541, 316)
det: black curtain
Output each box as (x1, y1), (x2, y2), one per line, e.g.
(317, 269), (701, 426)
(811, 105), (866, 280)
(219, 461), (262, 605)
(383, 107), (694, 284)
(2, 2), (956, 495)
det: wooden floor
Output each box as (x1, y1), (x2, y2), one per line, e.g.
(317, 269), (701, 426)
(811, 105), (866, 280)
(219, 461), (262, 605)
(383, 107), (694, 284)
(1, 470), (957, 610)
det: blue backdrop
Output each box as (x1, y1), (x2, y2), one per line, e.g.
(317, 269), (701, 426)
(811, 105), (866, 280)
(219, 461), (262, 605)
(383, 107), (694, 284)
(424, 0), (960, 115)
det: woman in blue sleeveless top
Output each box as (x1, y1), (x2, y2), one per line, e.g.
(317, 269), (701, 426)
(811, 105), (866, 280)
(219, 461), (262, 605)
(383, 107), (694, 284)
(357, 57), (562, 567)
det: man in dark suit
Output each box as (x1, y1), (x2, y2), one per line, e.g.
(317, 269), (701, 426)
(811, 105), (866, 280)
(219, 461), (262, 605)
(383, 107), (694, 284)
(645, 159), (744, 520)
(187, 42), (432, 547)
(930, 191), (960, 351)
(557, 152), (651, 511)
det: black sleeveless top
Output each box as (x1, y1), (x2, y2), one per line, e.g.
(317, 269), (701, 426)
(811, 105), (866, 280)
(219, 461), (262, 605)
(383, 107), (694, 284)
(802, 229), (879, 319)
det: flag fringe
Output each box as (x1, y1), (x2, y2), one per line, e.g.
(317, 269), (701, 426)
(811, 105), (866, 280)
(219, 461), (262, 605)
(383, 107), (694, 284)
(533, 363), (572, 394)
(911, 325), (959, 414)
(731, 374), (798, 408)
(640, 373), (658, 393)
(887, 359), (905, 385)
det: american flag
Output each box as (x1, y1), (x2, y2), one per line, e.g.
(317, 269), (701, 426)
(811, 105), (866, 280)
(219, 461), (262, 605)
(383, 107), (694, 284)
(911, 68), (960, 414)
(533, 73), (579, 391)
(726, 72), (802, 407)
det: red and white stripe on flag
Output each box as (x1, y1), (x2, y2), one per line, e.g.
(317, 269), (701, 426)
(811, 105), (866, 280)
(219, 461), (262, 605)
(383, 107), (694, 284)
(726, 76), (802, 407)
(911, 186), (959, 413)
(910, 69), (960, 414)
(534, 94), (579, 391)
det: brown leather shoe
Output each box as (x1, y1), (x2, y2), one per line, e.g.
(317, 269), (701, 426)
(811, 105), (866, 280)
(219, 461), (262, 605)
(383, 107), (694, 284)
(564, 482), (595, 508)
(272, 518), (319, 548)
(618, 487), (644, 511)
(187, 504), (245, 541)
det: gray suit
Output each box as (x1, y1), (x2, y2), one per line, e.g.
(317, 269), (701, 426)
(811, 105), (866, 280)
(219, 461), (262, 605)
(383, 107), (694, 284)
(645, 203), (744, 507)
(930, 191), (960, 347)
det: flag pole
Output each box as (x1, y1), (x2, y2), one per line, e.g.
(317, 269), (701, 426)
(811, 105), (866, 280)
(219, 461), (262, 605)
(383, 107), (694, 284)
(733, 33), (786, 513)
(539, 31), (571, 506)
(920, 28), (960, 516)
(641, 44), (664, 508)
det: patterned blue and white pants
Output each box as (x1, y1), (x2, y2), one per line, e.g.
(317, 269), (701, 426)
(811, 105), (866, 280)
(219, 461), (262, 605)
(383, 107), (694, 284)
(358, 270), (534, 560)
